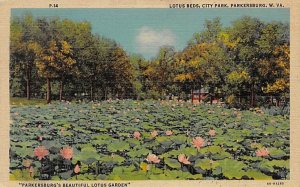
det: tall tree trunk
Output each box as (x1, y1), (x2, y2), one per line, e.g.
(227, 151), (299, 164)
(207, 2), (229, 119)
(276, 97), (280, 107)
(198, 84), (201, 103)
(46, 78), (51, 104)
(26, 66), (31, 100)
(191, 83), (195, 104)
(250, 83), (255, 107)
(90, 80), (93, 101)
(59, 79), (63, 102)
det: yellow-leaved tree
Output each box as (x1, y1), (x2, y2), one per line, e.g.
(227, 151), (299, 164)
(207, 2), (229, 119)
(262, 44), (289, 105)
(35, 40), (76, 103)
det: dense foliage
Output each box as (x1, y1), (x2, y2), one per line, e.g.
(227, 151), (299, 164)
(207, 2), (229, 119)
(10, 100), (289, 180)
(10, 14), (289, 108)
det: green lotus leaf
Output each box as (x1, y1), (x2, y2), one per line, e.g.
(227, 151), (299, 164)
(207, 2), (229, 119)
(10, 159), (21, 169)
(62, 131), (74, 137)
(51, 176), (61, 180)
(257, 160), (275, 173)
(240, 156), (262, 161)
(250, 143), (264, 149)
(99, 155), (125, 164)
(79, 162), (89, 173)
(273, 140), (285, 147)
(69, 173), (96, 180)
(169, 135), (187, 144)
(211, 150), (232, 160)
(149, 167), (164, 174)
(108, 170), (148, 180)
(164, 158), (181, 169)
(92, 134), (114, 140)
(107, 141), (130, 152)
(41, 140), (62, 150)
(259, 159), (289, 171)
(265, 126), (277, 134)
(164, 170), (202, 179)
(10, 169), (33, 180)
(156, 136), (171, 143)
(127, 147), (150, 158)
(206, 146), (222, 154)
(112, 165), (136, 174)
(127, 138), (141, 147)
(81, 146), (97, 153)
(244, 169), (272, 180)
(59, 170), (73, 180)
(12, 141), (37, 148)
(218, 158), (247, 179)
(177, 147), (197, 156)
(72, 151), (100, 164)
(194, 158), (219, 170)
(268, 148), (286, 159)
(91, 139), (111, 146)
(143, 141), (159, 149)
(117, 132), (130, 137)
(148, 174), (173, 180)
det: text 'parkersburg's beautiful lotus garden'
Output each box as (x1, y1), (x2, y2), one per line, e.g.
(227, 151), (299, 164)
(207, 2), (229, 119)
(10, 100), (290, 180)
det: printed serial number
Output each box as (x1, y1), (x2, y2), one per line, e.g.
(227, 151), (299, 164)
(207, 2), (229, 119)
(49, 4), (59, 8)
(267, 182), (285, 185)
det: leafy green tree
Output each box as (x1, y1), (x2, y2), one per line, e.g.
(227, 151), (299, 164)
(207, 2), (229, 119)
(225, 18), (289, 107)
(10, 14), (40, 99)
(228, 16), (265, 107)
(129, 54), (147, 99)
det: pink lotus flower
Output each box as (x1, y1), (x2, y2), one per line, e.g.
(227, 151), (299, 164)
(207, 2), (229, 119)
(146, 153), (160, 164)
(256, 148), (269, 157)
(151, 130), (158, 137)
(178, 154), (191, 165)
(38, 136), (43, 141)
(134, 131), (141, 140)
(34, 146), (49, 160)
(74, 164), (80, 174)
(208, 129), (216, 137)
(165, 130), (173, 136)
(192, 137), (205, 150)
(60, 146), (73, 160)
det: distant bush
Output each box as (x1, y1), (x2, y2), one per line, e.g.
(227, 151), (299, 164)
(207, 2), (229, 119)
(261, 104), (290, 116)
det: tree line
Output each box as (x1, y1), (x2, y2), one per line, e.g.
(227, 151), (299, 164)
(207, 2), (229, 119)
(10, 14), (289, 108)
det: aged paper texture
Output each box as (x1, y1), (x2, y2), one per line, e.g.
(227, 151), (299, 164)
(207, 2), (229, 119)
(0, 0), (299, 187)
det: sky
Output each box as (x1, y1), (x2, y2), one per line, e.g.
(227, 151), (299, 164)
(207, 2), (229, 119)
(12, 8), (289, 59)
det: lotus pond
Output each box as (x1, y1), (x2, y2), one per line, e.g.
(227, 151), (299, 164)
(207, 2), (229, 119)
(10, 100), (290, 180)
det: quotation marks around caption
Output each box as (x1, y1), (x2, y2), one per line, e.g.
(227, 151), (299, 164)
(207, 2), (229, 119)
(19, 182), (130, 187)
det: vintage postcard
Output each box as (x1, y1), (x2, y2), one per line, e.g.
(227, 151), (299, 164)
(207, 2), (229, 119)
(0, 0), (299, 187)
